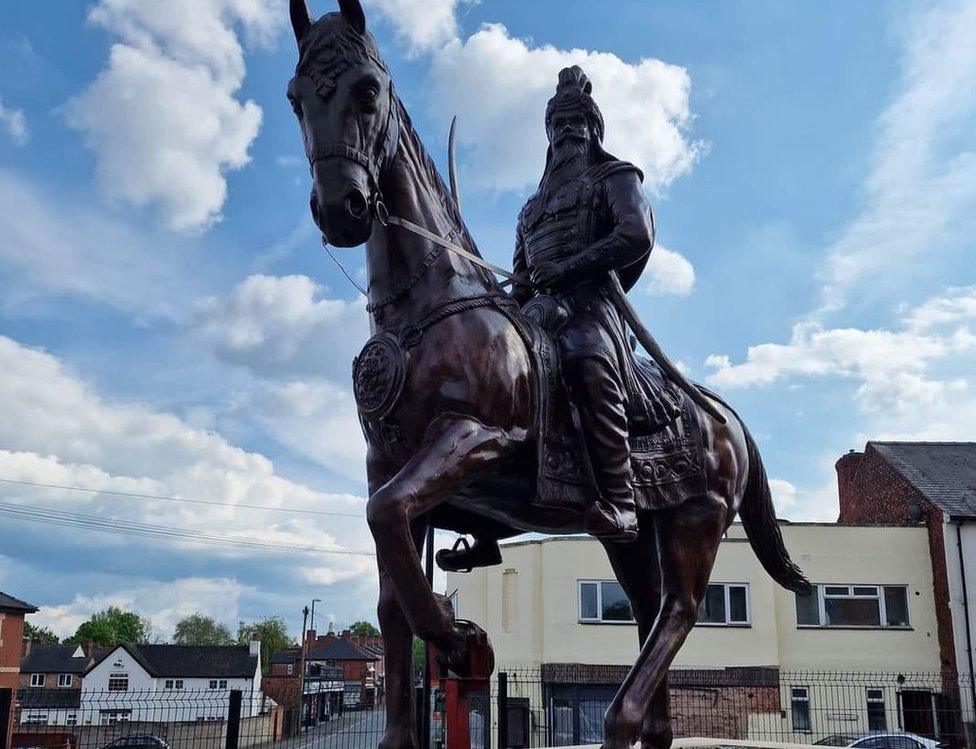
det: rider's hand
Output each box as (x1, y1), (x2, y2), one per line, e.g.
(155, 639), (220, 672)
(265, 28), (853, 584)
(530, 260), (568, 289)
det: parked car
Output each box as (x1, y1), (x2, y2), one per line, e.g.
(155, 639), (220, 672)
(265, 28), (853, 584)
(815, 732), (945, 749)
(100, 736), (170, 749)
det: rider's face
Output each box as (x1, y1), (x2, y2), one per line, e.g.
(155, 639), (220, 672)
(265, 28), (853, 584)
(549, 112), (590, 150)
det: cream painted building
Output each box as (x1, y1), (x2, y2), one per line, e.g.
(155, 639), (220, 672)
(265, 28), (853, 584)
(447, 524), (953, 747)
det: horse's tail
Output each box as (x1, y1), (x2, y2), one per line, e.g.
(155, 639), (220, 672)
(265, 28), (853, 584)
(739, 424), (812, 594)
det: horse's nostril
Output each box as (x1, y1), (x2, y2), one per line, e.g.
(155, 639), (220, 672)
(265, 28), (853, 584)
(345, 190), (368, 219)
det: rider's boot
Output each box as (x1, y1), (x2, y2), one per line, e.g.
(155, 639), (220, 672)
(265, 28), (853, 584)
(436, 536), (503, 572)
(565, 355), (639, 542)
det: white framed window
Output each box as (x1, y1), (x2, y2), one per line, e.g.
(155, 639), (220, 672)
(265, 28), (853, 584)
(578, 580), (751, 626)
(29, 673), (45, 688)
(164, 679), (184, 690)
(208, 679), (228, 690)
(795, 585), (910, 628)
(100, 709), (131, 726)
(66, 714), (78, 727)
(58, 674), (73, 688)
(578, 580), (634, 623)
(22, 712), (49, 726)
(108, 673), (129, 692)
(209, 680), (218, 689)
(866, 688), (887, 731)
(219, 679), (227, 689)
(791, 686), (811, 731)
(697, 583), (750, 626)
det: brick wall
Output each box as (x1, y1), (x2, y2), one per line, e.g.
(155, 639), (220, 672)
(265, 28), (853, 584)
(836, 446), (958, 674)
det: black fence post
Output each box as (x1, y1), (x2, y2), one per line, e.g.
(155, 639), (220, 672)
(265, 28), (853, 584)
(497, 672), (508, 749)
(0, 687), (12, 749)
(226, 689), (243, 749)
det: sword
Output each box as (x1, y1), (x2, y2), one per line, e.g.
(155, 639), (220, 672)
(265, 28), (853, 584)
(607, 269), (726, 425)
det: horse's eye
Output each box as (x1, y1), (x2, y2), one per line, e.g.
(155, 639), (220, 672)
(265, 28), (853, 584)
(358, 84), (380, 106)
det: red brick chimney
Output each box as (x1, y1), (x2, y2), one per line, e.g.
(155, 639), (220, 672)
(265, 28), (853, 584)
(836, 449), (864, 523)
(304, 629), (317, 652)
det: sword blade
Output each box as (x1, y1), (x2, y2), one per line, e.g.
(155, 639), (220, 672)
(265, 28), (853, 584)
(608, 270), (727, 425)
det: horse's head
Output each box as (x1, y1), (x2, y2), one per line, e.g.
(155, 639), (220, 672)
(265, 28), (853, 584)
(287, 0), (397, 247)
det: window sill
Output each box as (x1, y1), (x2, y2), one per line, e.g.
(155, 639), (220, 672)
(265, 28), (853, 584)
(796, 625), (914, 631)
(578, 619), (636, 625)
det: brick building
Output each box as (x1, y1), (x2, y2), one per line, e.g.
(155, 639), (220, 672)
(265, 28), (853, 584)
(0, 592), (37, 746)
(836, 441), (976, 739)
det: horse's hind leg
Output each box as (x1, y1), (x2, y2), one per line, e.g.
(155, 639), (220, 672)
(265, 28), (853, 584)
(602, 496), (728, 749)
(601, 516), (672, 749)
(366, 413), (524, 656)
(376, 520), (427, 749)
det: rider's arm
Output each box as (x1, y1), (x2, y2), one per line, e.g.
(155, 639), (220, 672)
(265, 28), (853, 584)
(511, 225), (534, 306)
(562, 169), (654, 283)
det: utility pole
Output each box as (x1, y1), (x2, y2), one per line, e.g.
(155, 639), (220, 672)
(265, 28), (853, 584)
(299, 605), (309, 733)
(421, 525), (434, 749)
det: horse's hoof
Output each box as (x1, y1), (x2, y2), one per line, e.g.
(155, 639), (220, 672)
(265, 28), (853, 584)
(378, 729), (418, 749)
(439, 619), (495, 679)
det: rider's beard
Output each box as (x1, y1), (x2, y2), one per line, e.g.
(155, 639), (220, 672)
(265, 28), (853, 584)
(551, 138), (588, 171)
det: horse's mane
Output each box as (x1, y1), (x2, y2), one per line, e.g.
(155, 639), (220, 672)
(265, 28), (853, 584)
(392, 96), (498, 291)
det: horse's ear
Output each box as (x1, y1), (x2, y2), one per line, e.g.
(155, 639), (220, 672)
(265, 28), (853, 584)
(290, 0), (314, 44)
(339, 0), (366, 34)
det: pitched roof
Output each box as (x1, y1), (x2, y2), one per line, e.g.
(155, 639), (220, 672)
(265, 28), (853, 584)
(870, 442), (976, 518)
(91, 644), (259, 679)
(307, 638), (378, 662)
(21, 645), (90, 674)
(270, 649), (300, 665)
(0, 591), (38, 614)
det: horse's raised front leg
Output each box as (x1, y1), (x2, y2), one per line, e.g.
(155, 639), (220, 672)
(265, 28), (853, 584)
(602, 497), (727, 749)
(366, 413), (525, 657)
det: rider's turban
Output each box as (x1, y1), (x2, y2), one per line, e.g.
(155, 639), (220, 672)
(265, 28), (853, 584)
(545, 65), (606, 143)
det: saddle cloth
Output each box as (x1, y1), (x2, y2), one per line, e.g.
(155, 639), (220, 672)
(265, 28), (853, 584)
(507, 298), (707, 513)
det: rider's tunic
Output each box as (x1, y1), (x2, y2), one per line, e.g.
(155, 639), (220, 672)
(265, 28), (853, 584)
(513, 158), (681, 431)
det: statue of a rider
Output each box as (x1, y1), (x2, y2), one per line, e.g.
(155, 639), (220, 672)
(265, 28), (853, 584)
(511, 65), (681, 541)
(437, 65), (682, 572)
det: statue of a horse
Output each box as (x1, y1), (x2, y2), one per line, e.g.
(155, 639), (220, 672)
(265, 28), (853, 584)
(285, 2), (810, 747)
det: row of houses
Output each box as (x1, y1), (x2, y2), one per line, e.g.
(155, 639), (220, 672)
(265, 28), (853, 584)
(16, 639), (265, 727)
(446, 441), (976, 748)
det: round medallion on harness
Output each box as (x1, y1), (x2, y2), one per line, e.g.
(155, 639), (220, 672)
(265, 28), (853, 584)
(353, 333), (406, 419)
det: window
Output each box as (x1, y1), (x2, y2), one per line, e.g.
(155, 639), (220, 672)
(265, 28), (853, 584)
(108, 673), (129, 692)
(210, 679), (227, 689)
(698, 584), (750, 626)
(791, 687), (811, 731)
(58, 674), (73, 688)
(867, 688), (887, 731)
(795, 585), (911, 628)
(22, 712), (49, 726)
(100, 709), (132, 726)
(29, 673), (45, 687)
(209, 680), (218, 689)
(164, 679), (184, 690)
(578, 581), (634, 623)
(66, 714), (78, 726)
(219, 679), (227, 689)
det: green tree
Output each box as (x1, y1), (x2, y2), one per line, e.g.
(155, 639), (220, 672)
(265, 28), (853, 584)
(24, 621), (59, 645)
(412, 636), (425, 673)
(64, 607), (152, 647)
(173, 615), (233, 645)
(347, 621), (380, 637)
(238, 617), (291, 675)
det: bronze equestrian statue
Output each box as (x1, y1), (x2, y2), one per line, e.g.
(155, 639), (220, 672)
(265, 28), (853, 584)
(286, 2), (810, 748)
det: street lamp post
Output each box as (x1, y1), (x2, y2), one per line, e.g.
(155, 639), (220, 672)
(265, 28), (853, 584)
(310, 598), (322, 632)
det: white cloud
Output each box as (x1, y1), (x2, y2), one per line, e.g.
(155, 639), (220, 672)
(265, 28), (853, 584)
(0, 335), (372, 578)
(0, 170), (196, 316)
(903, 285), (976, 331)
(0, 97), (29, 145)
(30, 578), (246, 640)
(364, 0), (469, 54)
(768, 478), (798, 515)
(817, 0), (976, 311)
(646, 245), (695, 297)
(65, 0), (283, 231)
(426, 23), (704, 193)
(193, 274), (369, 381)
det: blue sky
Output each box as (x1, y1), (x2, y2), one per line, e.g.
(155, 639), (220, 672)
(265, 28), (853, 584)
(1, 0), (974, 640)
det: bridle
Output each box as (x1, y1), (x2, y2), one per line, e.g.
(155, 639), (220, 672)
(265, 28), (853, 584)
(301, 52), (535, 307)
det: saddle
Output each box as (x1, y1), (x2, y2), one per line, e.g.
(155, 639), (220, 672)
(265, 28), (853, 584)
(509, 295), (707, 513)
